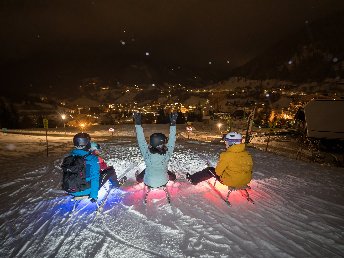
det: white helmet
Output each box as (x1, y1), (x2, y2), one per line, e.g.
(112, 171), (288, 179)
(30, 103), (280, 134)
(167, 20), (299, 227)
(224, 132), (242, 146)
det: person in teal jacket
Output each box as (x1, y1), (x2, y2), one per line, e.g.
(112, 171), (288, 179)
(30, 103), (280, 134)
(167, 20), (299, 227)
(133, 112), (178, 188)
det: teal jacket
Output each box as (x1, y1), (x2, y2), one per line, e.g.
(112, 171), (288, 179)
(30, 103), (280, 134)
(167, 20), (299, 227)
(135, 125), (176, 188)
(69, 149), (100, 199)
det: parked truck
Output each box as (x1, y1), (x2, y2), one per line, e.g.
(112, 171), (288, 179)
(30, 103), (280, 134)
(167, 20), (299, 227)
(294, 99), (344, 164)
(304, 99), (344, 140)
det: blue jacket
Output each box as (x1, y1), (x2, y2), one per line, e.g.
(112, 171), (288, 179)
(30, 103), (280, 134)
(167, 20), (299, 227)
(69, 149), (100, 199)
(135, 125), (176, 188)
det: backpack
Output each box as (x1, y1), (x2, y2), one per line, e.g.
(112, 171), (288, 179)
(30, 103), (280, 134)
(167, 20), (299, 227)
(61, 154), (90, 193)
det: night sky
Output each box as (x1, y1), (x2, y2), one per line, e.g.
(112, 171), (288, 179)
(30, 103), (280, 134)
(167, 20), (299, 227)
(1, 0), (344, 95)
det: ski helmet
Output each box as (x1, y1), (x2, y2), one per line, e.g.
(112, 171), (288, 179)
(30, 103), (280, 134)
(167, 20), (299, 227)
(73, 132), (91, 150)
(149, 133), (167, 148)
(90, 142), (101, 151)
(224, 132), (242, 146)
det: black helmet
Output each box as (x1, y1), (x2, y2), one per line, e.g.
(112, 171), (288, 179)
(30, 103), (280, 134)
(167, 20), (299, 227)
(73, 132), (91, 150)
(149, 133), (167, 148)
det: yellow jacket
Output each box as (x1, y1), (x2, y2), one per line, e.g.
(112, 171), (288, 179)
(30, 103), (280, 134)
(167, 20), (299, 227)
(215, 143), (253, 188)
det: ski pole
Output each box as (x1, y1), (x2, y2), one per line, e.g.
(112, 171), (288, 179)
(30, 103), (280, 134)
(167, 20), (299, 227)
(197, 154), (219, 180)
(118, 163), (137, 179)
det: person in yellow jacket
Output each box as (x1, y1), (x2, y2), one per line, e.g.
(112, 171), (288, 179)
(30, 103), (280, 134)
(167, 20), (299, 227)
(186, 132), (253, 188)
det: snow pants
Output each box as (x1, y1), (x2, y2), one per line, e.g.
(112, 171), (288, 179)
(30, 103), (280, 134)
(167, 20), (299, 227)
(186, 167), (220, 185)
(136, 170), (176, 183)
(100, 166), (120, 188)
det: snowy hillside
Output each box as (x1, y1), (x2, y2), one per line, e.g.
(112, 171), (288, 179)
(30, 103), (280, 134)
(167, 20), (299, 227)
(0, 130), (344, 257)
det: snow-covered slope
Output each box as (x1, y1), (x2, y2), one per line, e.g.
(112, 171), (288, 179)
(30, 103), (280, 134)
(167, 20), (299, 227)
(0, 134), (343, 257)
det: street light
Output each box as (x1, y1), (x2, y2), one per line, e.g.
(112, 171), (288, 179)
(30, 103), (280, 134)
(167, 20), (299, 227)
(217, 123), (222, 134)
(61, 114), (66, 134)
(186, 126), (193, 139)
(80, 123), (85, 132)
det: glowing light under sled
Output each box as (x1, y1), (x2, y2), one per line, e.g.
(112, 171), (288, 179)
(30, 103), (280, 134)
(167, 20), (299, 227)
(62, 181), (125, 215)
(98, 181), (111, 200)
(144, 184), (171, 204)
(206, 178), (254, 206)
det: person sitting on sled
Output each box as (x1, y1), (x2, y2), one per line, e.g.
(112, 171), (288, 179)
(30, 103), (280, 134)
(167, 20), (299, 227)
(133, 112), (178, 188)
(186, 132), (253, 188)
(90, 142), (107, 170)
(89, 141), (126, 188)
(63, 133), (119, 203)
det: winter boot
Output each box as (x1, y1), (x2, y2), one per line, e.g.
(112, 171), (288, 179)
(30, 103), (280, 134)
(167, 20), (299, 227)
(118, 176), (127, 186)
(186, 173), (192, 184)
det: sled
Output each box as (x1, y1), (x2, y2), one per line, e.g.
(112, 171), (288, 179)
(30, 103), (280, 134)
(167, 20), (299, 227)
(61, 195), (89, 224)
(226, 184), (254, 205)
(72, 195), (89, 201)
(209, 179), (254, 206)
(143, 184), (171, 204)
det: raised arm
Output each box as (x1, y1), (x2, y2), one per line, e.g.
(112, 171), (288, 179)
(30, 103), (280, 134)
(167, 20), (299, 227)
(133, 112), (149, 160)
(166, 112), (178, 158)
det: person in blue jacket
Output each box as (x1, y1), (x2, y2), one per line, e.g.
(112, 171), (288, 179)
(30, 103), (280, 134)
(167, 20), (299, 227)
(133, 112), (178, 188)
(68, 133), (118, 202)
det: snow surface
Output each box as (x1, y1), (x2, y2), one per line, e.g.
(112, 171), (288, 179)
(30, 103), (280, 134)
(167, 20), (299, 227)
(0, 127), (344, 258)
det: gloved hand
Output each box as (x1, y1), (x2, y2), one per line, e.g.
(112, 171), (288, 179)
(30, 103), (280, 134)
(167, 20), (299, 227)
(169, 112), (178, 126)
(90, 198), (97, 203)
(133, 112), (142, 125)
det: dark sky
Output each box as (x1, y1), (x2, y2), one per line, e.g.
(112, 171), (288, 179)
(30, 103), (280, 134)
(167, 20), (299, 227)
(1, 0), (344, 94)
